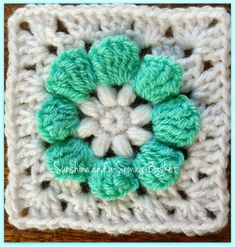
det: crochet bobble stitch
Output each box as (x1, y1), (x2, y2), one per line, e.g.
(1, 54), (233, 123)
(151, 95), (200, 147)
(37, 35), (200, 201)
(89, 156), (139, 201)
(133, 139), (184, 190)
(46, 49), (97, 103)
(37, 96), (79, 143)
(89, 36), (140, 86)
(133, 55), (183, 104)
(46, 138), (96, 182)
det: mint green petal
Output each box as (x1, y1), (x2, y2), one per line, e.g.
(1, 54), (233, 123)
(132, 139), (184, 190)
(151, 95), (200, 147)
(46, 49), (97, 103)
(133, 56), (183, 104)
(37, 96), (79, 143)
(46, 138), (96, 182)
(88, 156), (139, 200)
(89, 36), (140, 86)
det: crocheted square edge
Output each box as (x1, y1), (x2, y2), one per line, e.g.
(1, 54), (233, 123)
(4, 4), (230, 236)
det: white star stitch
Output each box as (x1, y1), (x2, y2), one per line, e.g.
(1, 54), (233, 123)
(77, 84), (153, 157)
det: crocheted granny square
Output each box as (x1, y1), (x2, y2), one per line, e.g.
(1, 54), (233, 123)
(5, 4), (230, 235)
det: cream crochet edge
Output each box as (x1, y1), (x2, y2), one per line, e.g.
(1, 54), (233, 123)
(5, 4), (230, 236)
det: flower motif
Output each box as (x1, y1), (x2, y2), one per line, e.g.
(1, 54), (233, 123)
(37, 35), (200, 201)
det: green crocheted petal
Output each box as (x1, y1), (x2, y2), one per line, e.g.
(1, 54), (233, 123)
(133, 56), (183, 104)
(46, 49), (97, 103)
(46, 138), (96, 182)
(132, 139), (184, 190)
(37, 96), (79, 143)
(89, 36), (140, 86)
(151, 95), (200, 147)
(88, 156), (139, 200)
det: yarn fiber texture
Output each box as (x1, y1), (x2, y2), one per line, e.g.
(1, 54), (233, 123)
(36, 34), (200, 201)
(36, 95), (79, 143)
(46, 49), (97, 103)
(46, 138), (96, 181)
(133, 55), (183, 104)
(88, 156), (139, 201)
(5, 4), (230, 236)
(133, 139), (184, 190)
(89, 35), (140, 86)
(151, 95), (200, 147)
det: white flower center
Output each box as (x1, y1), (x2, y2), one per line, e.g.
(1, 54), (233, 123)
(99, 106), (131, 135)
(77, 84), (153, 158)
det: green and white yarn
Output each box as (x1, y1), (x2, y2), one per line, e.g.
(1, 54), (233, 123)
(37, 35), (200, 201)
(78, 84), (153, 158)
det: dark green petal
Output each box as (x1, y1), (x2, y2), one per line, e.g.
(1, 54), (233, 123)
(132, 139), (184, 190)
(88, 156), (138, 200)
(133, 56), (183, 104)
(37, 96), (79, 143)
(151, 95), (200, 147)
(46, 138), (96, 182)
(89, 36), (140, 86)
(46, 49), (97, 103)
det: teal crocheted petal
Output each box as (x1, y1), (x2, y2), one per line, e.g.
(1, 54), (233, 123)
(88, 156), (139, 200)
(37, 96), (79, 143)
(132, 139), (184, 190)
(89, 36), (140, 86)
(133, 56), (183, 104)
(46, 49), (97, 103)
(46, 138), (96, 182)
(151, 95), (200, 147)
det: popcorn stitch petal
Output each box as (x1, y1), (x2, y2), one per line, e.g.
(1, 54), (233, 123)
(46, 138), (96, 182)
(89, 36), (140, 86)
(151, 95), (200, 147)
(46, 49), (97, 103)
(88, 156), (139, 200)
(36, 96), (79, 143)
(132, 139), (184, 190)
(133, 56), (183, 104)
